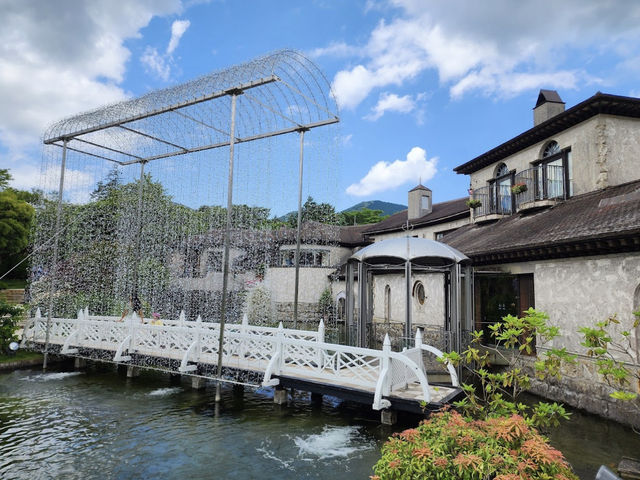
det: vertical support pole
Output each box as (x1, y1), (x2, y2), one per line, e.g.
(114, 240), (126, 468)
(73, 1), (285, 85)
(216, 91), (239, 403)
(131, 161), (146, 297)
(293, 129), (306, 328)
(345, 261), (354, 346)
(405, 260), (412, 345)
(43, 139), (67, 371)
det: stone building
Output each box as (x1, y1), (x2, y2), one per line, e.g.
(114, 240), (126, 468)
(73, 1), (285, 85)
(444, 90), (640, 426)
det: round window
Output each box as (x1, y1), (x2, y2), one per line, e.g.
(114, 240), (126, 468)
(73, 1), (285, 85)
(413, 281), (426, 305)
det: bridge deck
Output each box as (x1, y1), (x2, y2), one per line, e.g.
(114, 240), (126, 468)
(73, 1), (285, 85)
(23, 310), (462, 413)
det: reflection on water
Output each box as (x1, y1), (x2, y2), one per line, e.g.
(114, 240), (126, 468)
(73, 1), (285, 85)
(1, 365), (639, 479)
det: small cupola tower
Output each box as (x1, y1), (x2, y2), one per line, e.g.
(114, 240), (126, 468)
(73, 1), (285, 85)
(408, 184), (432, 220)
(533, 90), (565, 126)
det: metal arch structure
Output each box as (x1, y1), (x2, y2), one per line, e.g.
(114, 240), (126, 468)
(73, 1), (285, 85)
(43, 50), (338, 164)
(40, 50), (340, 398)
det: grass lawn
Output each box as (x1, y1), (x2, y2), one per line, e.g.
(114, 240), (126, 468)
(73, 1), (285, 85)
(0, 350), (43, 364)
(0, 279), (27, 289)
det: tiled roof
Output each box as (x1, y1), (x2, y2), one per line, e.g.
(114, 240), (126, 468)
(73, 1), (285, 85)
(363, 197), (469, 235)
(442, 180), (640, 264)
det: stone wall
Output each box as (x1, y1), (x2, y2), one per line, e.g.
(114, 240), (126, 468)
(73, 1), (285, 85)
(521, 354), (640, 429)
(0, 289), (25, 304)
(274, 301), (324, 324)
(487, 253), (640, 428)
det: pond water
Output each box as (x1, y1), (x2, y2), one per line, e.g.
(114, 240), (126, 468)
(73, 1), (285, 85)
(0, 364), (639, 479)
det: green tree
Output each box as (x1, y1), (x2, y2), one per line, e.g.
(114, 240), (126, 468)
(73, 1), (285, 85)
(340, 207), (387, 225)
(0, 299), (22, 353)
(286, 196), (340, 227)
(0, 171), (35, 258)
(0, 169), (11, 190)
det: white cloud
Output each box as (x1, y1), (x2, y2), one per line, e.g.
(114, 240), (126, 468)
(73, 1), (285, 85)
(141, 47), (171, 81)
(346, 146), (437, 196)
(309, 42), (362, 59)
(329, 0), (640, 109)
(0, 0), (182, 191)
(167, 19), (191, 54)
(141, 18), (191, 81)
(365, 92), (415, 121)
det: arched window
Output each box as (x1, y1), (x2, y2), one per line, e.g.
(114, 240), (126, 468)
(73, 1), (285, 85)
(490, 163), (512, 214)
(413, 281), (426, 305)
(536, 140), (566, 200)
(384, 285), (391, 323)
(543, 140), (560, 158)
(495, 163), (509, 178)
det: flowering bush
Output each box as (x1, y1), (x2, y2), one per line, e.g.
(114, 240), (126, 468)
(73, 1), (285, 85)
(511, 182), (528, 194)
(372, 410), (578, 480)
(466, 199), (482, 209)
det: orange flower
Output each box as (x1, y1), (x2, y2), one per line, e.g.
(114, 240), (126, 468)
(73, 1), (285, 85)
(399, 428), (420, 442)
(412, 446), (432, 459)
(388, 459), (401, 469)
(433, 457), (448, 468)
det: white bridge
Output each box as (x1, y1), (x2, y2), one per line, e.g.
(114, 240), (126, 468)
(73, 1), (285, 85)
(23, 309), (461, 413)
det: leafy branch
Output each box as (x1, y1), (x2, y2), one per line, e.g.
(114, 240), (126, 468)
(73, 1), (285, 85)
(440, 308), (575, 429)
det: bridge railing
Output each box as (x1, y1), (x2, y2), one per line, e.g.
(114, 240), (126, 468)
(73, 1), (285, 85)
(23, 309), (457, 410)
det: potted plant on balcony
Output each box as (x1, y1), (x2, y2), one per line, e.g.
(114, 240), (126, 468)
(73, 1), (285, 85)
(466, 199), (482, 209)
(511, 182), (527, 194)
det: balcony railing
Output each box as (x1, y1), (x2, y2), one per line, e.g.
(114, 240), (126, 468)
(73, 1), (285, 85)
(513, 164), (564, 209)
(470, 186), (512, 218)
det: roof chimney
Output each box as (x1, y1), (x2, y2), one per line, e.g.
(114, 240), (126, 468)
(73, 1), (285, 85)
(533, 90), (565, 126)
(408, 184), (432, 220)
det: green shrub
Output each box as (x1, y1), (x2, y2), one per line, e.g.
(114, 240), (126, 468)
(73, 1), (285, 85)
(0, 299), (22, 353)
(372, 409), (578, 480)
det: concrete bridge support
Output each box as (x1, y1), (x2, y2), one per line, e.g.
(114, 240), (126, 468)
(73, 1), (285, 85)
(191, 376), (206, 390)
(380, 409), (397, 425)
(274, 386), (288, 405)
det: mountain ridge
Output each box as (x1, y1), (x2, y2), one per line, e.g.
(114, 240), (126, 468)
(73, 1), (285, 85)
(342, 200), (406, 216)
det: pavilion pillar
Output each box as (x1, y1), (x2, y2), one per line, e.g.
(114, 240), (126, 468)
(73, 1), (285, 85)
(346, 261), (355, 346)
(405, 260), (412, 343)
(357, 262), (367, 347)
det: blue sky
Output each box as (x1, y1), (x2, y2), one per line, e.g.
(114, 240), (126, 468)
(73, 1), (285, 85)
(1, 0), (640, 211)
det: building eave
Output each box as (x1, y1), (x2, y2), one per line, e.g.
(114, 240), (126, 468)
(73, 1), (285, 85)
(454, 92), (640, 175)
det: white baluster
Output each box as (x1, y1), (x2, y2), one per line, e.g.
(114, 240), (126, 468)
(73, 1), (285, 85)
(179, 310), (186, 327)
(84, 306), (89, 320)
(240, 314), (248, 358)
(77, 309), (83, 321)
(382, 334), (392, 396)
(316, 319), (325, 370)
(415, 327), (423, 348)
(35, 308), (42, 319)
(277, 322), (284, 373)
(196, 315), (202, 323)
